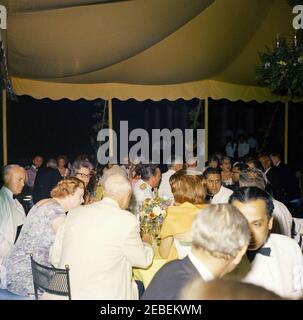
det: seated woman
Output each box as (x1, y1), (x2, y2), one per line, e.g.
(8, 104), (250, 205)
(220, 156), (233, 186)
(159, 169), (208, 261)
(1, 177), (85, 297)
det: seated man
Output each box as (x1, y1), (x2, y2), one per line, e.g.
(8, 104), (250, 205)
(50, 174), (153, 299)
(0, 165), (26, 264)
(203, 167), (233, 204)
(32, 159), (62, 204)
(132, 163), (161, 214)
(270, 152), (300, 203)
(141, 204), (250, 300)
(229, 162), (249, 192)
(238, 168), (293, 237)
(229, 187), (303, 299)
(258, 154), (282, 200)
(158, 156), (183, 201)
(25, 155), (43, 190)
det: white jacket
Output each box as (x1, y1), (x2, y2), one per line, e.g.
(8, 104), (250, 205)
(158, 169), (175, 201)
(50, 197), (153, 299)
(236, 234), (303, 299)
(272, 199), (293, 237)
(211, 186), (233, 204)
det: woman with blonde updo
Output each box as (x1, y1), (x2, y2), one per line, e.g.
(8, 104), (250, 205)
(159, 169), (208, 261)
(2, 177), (85, 297)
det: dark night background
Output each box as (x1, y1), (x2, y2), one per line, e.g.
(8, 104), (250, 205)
(0, 94), (302, 172)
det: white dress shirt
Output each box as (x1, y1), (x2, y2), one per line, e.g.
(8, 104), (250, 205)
(238, 142), (250, 158)
(188, 251), (214, 282)
(235, 233), (303, 299)
(211, 186), (234, 204)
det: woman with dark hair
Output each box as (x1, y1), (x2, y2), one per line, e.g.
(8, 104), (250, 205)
(1, 177), (85, 297)
(159, 169), (208, 260)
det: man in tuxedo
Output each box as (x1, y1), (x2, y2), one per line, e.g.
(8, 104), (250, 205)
(25, 155), (43, 189)
(141, 204), (250, 300)
(229, 162), (249, 192)
(203, 167), (233, 204)
(229, 187), (303, 299)
(32, 159), (62, 203)
(0, 165), (26, 264)
(258, 154), (282, 200)
(50, 174), (153, 299)
(238, 168), (293, 237)
(270, 152), (300, 203)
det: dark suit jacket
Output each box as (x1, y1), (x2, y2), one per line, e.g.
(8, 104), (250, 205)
(266, 167), (282, 200)
(141, 256), (202, 300)
(33, 167), (62, 203)
(276, 163), (300, 202)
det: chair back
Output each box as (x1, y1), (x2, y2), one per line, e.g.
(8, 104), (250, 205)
(30, 254), (71, 300)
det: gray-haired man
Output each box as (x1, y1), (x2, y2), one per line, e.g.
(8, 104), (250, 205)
(0, 165), (26, 263)
(141, 204), (250, 300)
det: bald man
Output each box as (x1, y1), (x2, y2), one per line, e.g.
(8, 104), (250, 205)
(50, 174), (153, 299)
(0, 165), (26, 264)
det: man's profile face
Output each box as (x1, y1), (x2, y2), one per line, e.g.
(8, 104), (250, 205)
(205, 173), (221, 195)
(150, 168), (161, 188)
(6, 168), (26, 195)
(232, 199), (273, 251)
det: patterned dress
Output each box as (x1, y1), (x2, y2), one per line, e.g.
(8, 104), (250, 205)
(2, 201), (65, 296)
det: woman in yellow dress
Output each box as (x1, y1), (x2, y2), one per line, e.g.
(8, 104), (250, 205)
(159, 169), (208, 261)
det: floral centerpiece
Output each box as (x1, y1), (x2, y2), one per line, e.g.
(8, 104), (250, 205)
(139, 197), (171, 242)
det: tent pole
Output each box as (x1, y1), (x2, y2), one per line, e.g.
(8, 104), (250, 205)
(2, 89), (7, 165)
(284, 101), (289, 164)
(204, 97), (209, 163)
(108, 99), (113, 159)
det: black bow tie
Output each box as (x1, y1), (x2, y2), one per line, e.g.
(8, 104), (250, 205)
(13, 194), (17, 199)
(246, 247), (271, 262)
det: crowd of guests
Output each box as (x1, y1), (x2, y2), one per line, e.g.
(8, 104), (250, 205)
(0, 149), (303, 300)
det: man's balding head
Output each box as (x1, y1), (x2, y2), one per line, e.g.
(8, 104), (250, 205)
(3, 165), (26, 195)
(104, 174), (132, 209)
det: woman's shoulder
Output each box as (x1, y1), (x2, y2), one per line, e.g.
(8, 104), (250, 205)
(31, 200), (65, 217)
(169, 202), (206, 211)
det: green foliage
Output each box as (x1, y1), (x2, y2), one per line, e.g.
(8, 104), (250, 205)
(256, 41), (303, 98)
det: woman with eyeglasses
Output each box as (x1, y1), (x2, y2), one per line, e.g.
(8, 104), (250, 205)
(71, 159), (94, 204)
